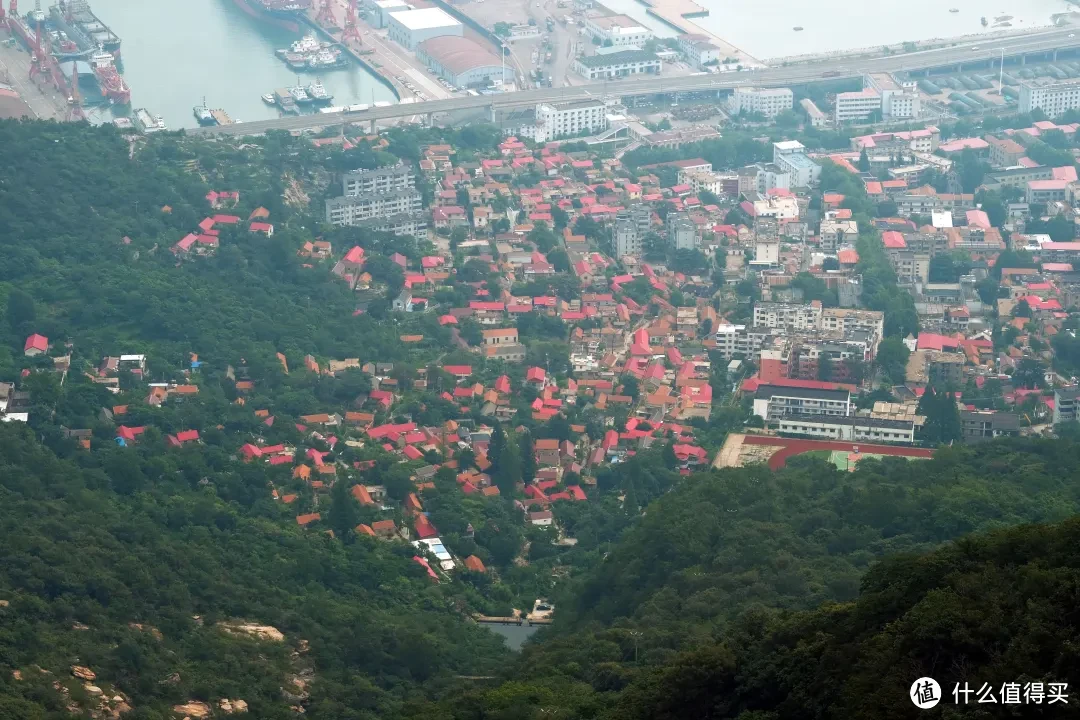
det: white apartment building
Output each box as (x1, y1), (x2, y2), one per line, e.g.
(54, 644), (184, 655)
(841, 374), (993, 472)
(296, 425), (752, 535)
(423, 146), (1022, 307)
(522, 100), (607, 142)
(583, 14), (654, 47)
(818, 218), (858, 251)
(864, 73), (920, 120)
(681, 169), (727, 195)
(752, 385), (853, 421)
(677, 33), (722, 69)
(773, 140), (821, 187)
(834, 90), (882, 124)
(800, 98), (827, 127)
(752, 195), (799, 221)
(821, 308), (885, 339)
(614, 219), (641, 257)
(753, 302), (822, 331)
(342, 163), (416, 196)
(326, 189), (423, 226)
(729, 87), (794, 118)
(713, 325), (779, 360)
(667, 212), (697, 250)
(1020, 79), (1080, 116)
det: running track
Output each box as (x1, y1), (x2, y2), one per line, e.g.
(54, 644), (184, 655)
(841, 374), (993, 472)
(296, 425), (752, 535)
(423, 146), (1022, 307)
(741, 435), (935, 470)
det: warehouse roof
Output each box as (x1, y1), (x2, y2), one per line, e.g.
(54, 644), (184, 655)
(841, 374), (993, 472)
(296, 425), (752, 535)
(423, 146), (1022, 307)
(575, 49), (658, 68)
(389, 6), (461, 30)
(418, 36), (502, 74)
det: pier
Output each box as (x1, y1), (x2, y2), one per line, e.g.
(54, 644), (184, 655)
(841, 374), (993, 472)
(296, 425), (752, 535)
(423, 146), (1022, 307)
(301, 4), (400, 99)
(635, 0), (761, 67)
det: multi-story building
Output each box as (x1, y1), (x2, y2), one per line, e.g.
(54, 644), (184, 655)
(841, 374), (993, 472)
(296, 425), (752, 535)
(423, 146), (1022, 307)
(752, 384), (852, 421)
(342, 163), (416, 196)
(523, 100), (608, 141)
(986, 135), (1027, 168)
(349, 211), (429, 240)
(573, 49), (661, 81)
(583, 14), (654, 47)
(677, 33), (722, 69)
(1027, 179), (1069, 204)
(960, 410), (1020, 442)
(821, 308), (885, 340)
(772, 140), (820, 187)
(772, 415), (916, 443)
(1019, 79), (1080, 116)
(888, 250), (930, 284)
(753, 301), (823, 331)
(728, 87), (794, 118)
(1053, 386), (1080, 424)
(667, 211), (697, 250)
(800, 98), (827, 127)
(326, 188), (423, 226)
(834, 90), (882, 124)
(614, 219), (641, 257)
(387, 7), (463, 50)
(864, 73), (920, 120)
(819, 218), (858, 251)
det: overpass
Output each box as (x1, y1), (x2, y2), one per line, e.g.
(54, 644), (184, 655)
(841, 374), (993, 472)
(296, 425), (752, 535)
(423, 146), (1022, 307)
(192, 26), (1080, 137)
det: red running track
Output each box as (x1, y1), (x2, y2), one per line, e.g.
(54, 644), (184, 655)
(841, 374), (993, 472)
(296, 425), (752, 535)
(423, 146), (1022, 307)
(741, 435), (935, 470)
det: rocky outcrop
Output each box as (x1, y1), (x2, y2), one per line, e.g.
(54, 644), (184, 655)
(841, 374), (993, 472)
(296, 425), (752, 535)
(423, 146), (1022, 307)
(172, 701), (211, 718)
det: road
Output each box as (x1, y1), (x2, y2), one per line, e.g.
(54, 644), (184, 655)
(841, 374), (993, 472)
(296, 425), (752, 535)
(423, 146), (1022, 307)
(0, 32), (70, 120)
(191, 26), (1080, 137)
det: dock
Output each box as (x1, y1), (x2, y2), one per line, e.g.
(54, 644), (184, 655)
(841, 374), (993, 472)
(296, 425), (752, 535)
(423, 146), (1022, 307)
(301, 8), (400, 99)
(632, 0), (761, 67)
(210, 109), (233, 126)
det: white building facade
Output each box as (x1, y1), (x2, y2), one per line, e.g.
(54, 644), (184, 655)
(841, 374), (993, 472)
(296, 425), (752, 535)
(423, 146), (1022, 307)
(729, 87), (794, 118)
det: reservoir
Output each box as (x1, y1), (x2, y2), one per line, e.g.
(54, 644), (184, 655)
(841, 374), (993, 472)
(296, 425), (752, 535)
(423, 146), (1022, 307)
(479, 620), (545, 651)
(89, 0), (394, 129)
(596, 0), (1071, 59)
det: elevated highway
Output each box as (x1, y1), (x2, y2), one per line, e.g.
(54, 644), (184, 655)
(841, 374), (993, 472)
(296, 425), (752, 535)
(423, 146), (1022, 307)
(192, 26), (1080, 137)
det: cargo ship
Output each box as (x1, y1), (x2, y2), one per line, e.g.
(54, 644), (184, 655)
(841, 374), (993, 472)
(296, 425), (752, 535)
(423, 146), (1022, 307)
(49, 0), (122, 61)
(231, 0), (312, 33)
(89, 49), (130, 104)
(193, 97), (215, 126)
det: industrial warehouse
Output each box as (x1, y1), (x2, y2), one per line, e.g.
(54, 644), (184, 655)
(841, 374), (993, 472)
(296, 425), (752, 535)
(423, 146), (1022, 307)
(416, 36), (512, 88)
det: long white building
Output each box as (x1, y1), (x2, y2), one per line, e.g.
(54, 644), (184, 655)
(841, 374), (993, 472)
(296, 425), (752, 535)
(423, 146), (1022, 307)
(519, 100), (608, 142)
(1019, 79), (1080, 116)
(728, 87), (793, 118)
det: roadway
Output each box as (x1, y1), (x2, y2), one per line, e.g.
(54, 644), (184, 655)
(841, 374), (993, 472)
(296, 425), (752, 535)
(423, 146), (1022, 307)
(192, 25), (1080, 137)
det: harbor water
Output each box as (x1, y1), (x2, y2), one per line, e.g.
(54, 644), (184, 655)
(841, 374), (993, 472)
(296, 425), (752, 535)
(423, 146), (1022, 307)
(88, 0), (394, 129)
(597, 0), (1071, 59)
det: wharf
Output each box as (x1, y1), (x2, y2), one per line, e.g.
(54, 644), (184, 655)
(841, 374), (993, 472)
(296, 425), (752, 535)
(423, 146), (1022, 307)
(0, 29), (70, 120)
(634, 0), (761, 67)
(302, 3), (401, 99)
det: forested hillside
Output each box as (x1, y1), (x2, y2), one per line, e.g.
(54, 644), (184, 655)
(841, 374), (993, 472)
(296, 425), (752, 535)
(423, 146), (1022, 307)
(402, 439), (1080, 718)
(0, 422), (510, 719)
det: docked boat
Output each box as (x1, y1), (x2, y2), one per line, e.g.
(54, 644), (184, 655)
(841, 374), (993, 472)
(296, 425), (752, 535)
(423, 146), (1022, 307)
(283, 33), (322, 55)
(231, 0), (312, 33)
(273, 88), (300, 113)
(285, 53), (311, 71)
(307, 48), (347, 70)
(305, 79), (333, 105)
(193, 97), (215, 125)
(89, 48), (130, 104)
(262, 93), (276, 104)
(289, 85), (312, 105)
(133, 107), (168, 133)
(49, 0), (122, 60)
(210, 108), (234, 126)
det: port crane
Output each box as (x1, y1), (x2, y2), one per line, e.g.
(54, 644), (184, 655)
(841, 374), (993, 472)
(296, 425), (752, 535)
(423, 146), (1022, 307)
(314, 0), (335, 29)
(340, 0), (361, 47)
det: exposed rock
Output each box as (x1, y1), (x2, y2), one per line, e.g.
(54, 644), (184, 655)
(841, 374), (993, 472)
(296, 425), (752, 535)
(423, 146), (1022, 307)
(110, 701), (133, 718)
(0, 599), (9, 607)
(172, 701), (211, 718)
(72, 622), (90, 631)
(219, 699), (248, 713)
(160, 672), (181, 685)
(11, 670), (21, 680)
(129, 623), (164, 640)
(71, 665), (96, 681)
(85, 684), (103, 696)
(219, 622), (285, 643)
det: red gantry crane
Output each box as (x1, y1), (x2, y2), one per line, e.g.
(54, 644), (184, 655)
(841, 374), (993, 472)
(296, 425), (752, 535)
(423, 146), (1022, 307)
(341, 0), (361, 47)
(65, 56), (84, 121)
(314, 0), (335, 29)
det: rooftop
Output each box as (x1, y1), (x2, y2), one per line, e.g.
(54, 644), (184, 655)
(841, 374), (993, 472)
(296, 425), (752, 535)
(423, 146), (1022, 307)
(389, 7), (461, 30)
(576, 50), (659, 68)
(418, 36), (501, 73)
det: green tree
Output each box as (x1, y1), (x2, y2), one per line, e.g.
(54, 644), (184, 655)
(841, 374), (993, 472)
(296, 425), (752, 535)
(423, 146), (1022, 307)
(519, 430), (537, 484)
(327, 480), (360, 539)
(875, 337), (910, 385)
(858, 149), (869, 172)
(916, 385), (961, 444)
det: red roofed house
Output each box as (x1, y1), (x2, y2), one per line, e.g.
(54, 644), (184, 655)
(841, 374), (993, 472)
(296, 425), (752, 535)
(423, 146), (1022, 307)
(23, 334), (48, 357)
(249, 221), (274, 236)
